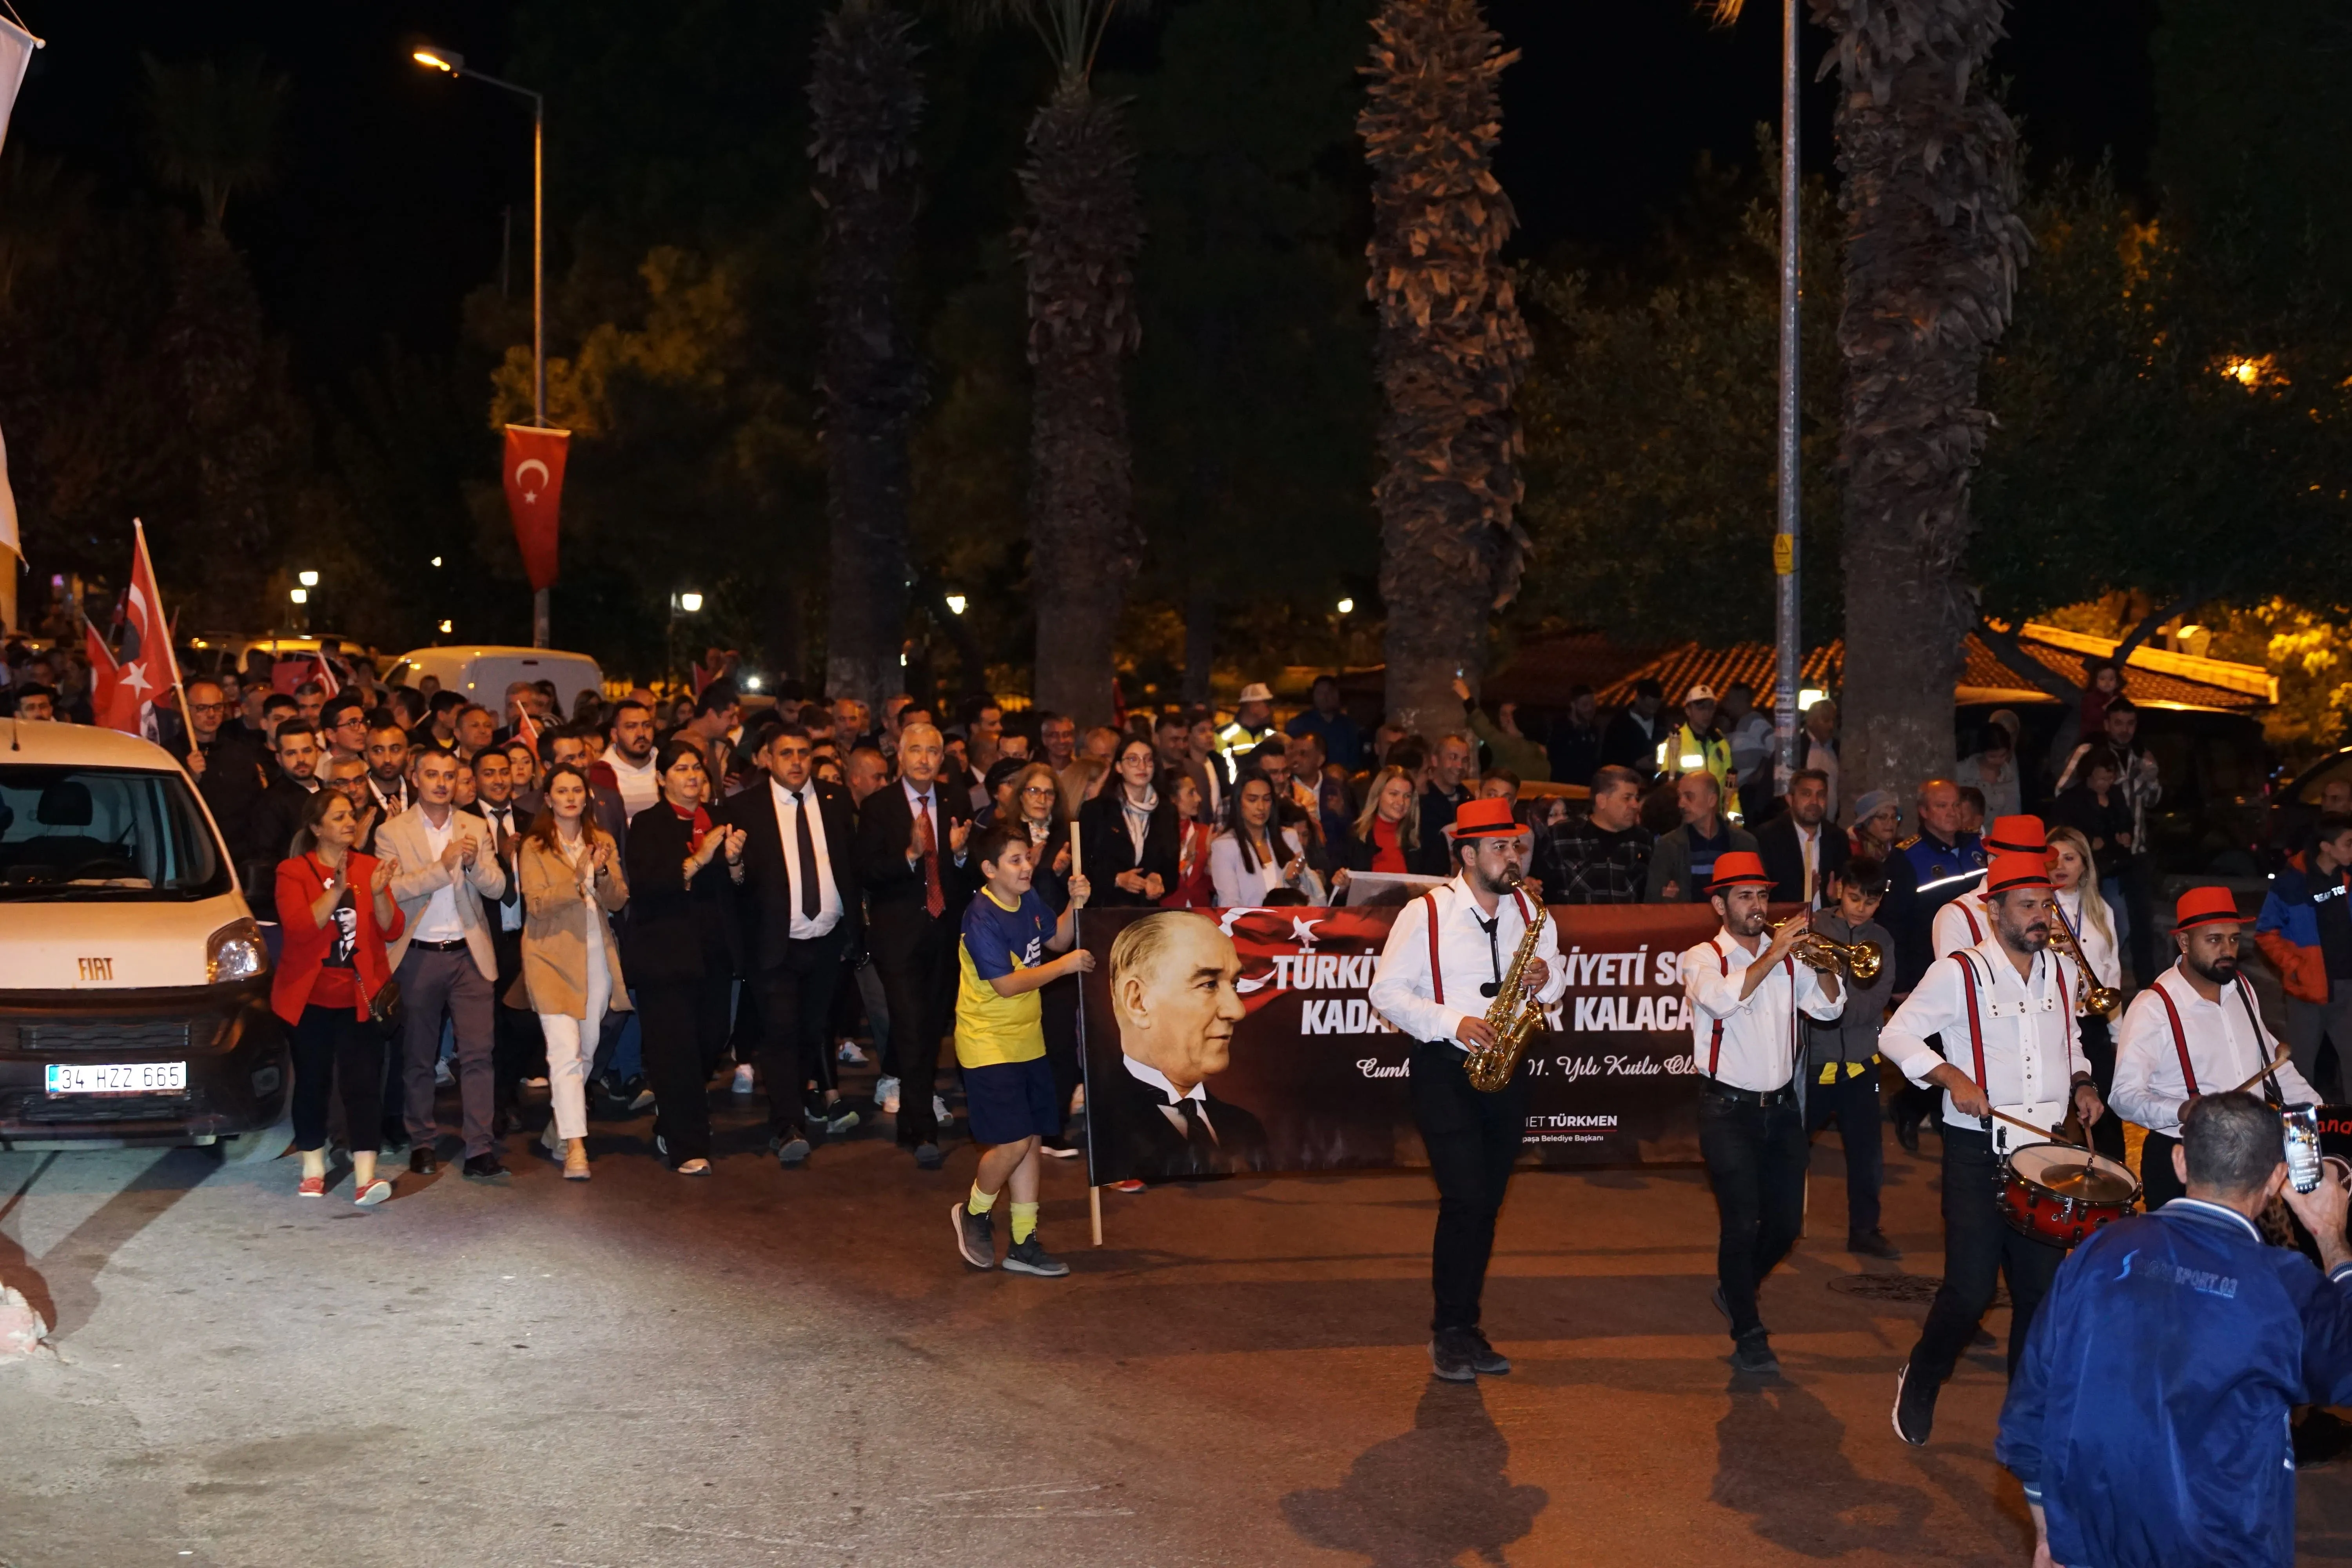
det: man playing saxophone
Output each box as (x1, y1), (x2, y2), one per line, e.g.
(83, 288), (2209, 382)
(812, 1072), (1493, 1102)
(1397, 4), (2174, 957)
(1682, 850), (1845, 1374)
(1368, 797), (1568, 1383)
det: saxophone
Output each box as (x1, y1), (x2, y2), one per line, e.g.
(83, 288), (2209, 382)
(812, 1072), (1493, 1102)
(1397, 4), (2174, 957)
(1465, 878), (1550, 1094)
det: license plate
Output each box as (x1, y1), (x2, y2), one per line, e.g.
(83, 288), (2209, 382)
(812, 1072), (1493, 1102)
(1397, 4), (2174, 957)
(44, 1061), (188, 1095)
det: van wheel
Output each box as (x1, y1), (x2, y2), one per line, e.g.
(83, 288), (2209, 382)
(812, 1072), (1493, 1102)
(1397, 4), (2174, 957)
(221, 1116), (294, 1165)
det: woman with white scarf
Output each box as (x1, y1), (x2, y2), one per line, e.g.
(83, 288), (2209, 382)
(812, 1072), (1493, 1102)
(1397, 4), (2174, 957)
(1210, 768), (1327, 907)
(1075, 735), (1180, 907)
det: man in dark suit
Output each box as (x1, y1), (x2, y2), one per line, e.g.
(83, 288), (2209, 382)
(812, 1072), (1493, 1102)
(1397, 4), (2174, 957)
(164, 677), (272, 868)
(1755, 768), (1849, 909)
(1095, 909), (1270, 1180)
(464, 746), (541, 1135)
(854, 720), (973, 1169)
(724, 722), (862, 1166)
(245, 722), (326, 914)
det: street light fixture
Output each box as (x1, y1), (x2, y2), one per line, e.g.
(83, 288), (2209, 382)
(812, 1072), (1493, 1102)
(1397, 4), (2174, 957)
(678, 592), (704, 614)
(298, 569), (319, 588)
(1336, 597), (1355, 615)
(412, 40), (549, 645)
(945, 594), (968, 616)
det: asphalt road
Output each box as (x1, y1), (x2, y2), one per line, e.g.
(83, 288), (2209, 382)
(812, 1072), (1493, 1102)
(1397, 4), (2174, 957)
(5, 1081), (2352, 1568)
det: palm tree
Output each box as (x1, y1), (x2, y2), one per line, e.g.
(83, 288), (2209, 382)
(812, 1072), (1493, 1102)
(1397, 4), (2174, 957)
(1359, 0), (1531, 740)
(142, 53), (286, 240)
(965, 0), (1145, 726)
(810, 0), (926, 715)
(1811, 0), (2031, 798)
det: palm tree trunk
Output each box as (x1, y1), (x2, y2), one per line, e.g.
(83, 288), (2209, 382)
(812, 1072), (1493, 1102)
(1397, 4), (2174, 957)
(1359, 0), (1531, 741)
(1019, 80), (1142, 729)
(1815, 0), (2031, 806)
(810, 0), (925, 714)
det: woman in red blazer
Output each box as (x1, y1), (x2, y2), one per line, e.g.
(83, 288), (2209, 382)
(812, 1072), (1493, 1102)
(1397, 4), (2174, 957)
(272, 788), (405, 1205)
(1159, 768), (1216, 909)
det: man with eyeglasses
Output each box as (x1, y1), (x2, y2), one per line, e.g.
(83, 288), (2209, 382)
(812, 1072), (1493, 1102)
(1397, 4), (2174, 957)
(319, 695), (371, 769)
(168, 677), (270, 868)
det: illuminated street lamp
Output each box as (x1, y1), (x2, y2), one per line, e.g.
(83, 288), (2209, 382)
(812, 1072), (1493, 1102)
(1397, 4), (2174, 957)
(945, 594), (968, 616)
(1336, 597), (1355, 615)
(678, 592), (704, 614)
(289, 587), (308, 605)
(298, 569), (319, 588)
(413, 42), (549, 645)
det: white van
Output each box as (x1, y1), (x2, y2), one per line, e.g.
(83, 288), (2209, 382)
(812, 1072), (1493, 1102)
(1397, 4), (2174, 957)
(382, 646), (605, 718)
(0, 721), (289, 1156)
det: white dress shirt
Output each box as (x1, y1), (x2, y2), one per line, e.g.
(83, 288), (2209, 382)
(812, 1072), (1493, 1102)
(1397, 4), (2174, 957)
(603, 745), (660, 821)
(2112, 963), (2316, 1136)
(1882, 940), (2092, 1131)
(477, 799), (525, 932)
(1682, 926), (1845, 1091)
(901, 778), (965, 868)
(770, 778), (844, 939)
(1931, 889), (1995, 960)
(1368, 875), (1568, 1050)
(1207, 826), (1326, 909)
(2052, 886), (2120, 993)
(410, 808), (466, 942)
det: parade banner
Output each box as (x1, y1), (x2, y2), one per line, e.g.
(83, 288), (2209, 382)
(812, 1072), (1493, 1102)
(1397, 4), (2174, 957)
(1078, 902), (1732, 1186)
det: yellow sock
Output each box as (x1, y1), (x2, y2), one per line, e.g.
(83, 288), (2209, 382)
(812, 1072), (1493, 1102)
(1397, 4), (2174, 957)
(1010, 1201), (1039, 1244)
(967, 1183), (998, 1216)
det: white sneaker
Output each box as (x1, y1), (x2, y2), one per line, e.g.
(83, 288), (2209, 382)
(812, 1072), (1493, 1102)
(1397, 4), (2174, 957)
(433, 1059), (455, 1087)
(836, 1039), (869, 1065)
(731, 1064), (755, 1096)
(933, 1094), (952, 1126)
(875, 1074), (902, 1115)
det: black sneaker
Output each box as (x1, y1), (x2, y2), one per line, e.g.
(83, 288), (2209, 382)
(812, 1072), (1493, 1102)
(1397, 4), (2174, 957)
(1711, 1285), (1763, 1335)
(461, 1153), (508, 1183)
(1461, 1328), (1511, 1376)
(1848, 1229), (1902, 1259)
(1731, 1331), (1779, 1375)
(1428, 1329), (1478, 1383)
(1893, 1363), (1935, 1445)
(773, 1134), (811, 1169)
(912, 1142), (944, 1171)
(1002, 1236), (1070, 1277)
(953, 1201), (994, 1270)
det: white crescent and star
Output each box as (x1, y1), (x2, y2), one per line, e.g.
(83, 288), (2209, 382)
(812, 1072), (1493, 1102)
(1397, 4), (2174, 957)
(514, 457), (550, 505)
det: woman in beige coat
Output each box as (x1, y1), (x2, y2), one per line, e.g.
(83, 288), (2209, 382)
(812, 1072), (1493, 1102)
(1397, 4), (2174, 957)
(516, 763), (630, 1179)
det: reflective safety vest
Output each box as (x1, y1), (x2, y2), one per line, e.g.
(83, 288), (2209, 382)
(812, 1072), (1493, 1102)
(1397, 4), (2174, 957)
(1657, 723), (1735, 811)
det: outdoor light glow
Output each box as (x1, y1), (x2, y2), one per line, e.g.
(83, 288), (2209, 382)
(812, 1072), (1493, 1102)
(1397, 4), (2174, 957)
(899, 653), (909, 667)
(430, 556), (443, 568)
(945, 594), (968, 615)
(412, 49), (457, 73)
(289, 588), (308, 605)
(438, 619), (454, 634)
(1336, 597), (1355, 615)
(1798, 687), (1828, 711)
(2219, 353), (2286, 389)
(743, 675), (764, 691)
(298, 570), (319, 587)
(678, 592), (704, 613)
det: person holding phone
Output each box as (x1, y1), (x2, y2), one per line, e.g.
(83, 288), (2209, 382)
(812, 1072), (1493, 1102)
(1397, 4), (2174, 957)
(1209, 769), (1325, 907)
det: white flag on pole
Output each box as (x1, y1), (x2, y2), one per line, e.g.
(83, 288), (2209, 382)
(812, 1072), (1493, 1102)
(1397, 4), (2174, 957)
(0, 15), (38, 631)
(0, 16), (41, 154)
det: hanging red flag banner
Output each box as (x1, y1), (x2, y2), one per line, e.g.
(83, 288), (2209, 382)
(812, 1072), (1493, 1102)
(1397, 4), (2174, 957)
(501, 425), (570, 593)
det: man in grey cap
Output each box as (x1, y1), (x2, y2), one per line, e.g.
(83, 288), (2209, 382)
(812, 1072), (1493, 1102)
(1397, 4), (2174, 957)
(1851, 789), (1901, 861)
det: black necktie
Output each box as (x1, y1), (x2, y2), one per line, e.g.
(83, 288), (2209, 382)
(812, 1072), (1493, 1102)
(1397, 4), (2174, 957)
(792, 789), (820, 919)
(1174, 1098), (1217, 1148)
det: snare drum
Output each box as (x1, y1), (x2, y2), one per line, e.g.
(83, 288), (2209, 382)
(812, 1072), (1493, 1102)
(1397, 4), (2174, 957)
(1998, 1142), (2141, 1247)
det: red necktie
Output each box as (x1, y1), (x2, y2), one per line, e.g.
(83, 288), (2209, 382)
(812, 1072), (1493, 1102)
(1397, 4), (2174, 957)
(916, 799), (944, 918)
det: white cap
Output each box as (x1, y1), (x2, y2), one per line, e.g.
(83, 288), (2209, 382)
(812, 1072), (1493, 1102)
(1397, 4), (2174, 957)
(1684, 683), (1717, 704)
(1236, 682), (1274, 704)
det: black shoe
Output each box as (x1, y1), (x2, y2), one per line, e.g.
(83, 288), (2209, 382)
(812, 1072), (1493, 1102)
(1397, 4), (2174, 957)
(1893, 1363), (1935, 1445)
(953, 1201), (994, 1270)
(1847, 1229), (1902, 1259)
(1711, 1285), (1762, 1336)
(491, 1108), (514, 1141)
(1461, 1327), (1511, 1376)
(1895, 1116), (1922, 1156)
(1002, 1236), (1070, 1277)
(462, 1153), (508, 1183)
(2296, 1408), (2352, 1468)
(1730, 1331), (1779, 1375)
(772, 1134), (811, 1169)
(1428, 1330), (1479, 1383)
(409, 1145), (437, 1176)
(913, 1142), (944, 1171)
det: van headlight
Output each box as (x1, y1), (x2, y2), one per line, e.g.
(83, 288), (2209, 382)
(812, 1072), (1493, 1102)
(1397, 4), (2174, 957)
(207, 918), (270, 984)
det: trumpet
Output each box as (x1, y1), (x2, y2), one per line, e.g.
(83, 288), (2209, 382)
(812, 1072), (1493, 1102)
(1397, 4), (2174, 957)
(1776, 918), (1884, 983)
(2047, 923), (2122, 1015)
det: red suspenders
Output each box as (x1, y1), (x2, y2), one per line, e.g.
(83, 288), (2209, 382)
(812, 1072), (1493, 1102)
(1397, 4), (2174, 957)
(1706, 940), (1730, 1076)
(1960, 901), (1984, 944)
(2153, 975), (2279, 1101)
(1421, 890), (1446, 1007)
(1953, 953), (1993, 1096)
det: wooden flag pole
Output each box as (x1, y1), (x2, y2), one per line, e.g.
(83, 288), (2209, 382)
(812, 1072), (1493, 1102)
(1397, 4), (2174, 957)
(1090, 1184), (1103, 1248)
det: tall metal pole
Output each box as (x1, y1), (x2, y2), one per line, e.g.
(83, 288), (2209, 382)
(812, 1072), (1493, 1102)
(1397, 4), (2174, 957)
(531, 97), (550, 649)
(1770, 0), (1803, 793)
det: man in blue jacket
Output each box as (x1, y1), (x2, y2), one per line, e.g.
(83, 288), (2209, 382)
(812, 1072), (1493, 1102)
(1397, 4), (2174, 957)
(1997, 1092), (2352, 1568)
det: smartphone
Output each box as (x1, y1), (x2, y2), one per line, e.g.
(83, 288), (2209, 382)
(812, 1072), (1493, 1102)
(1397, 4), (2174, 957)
(2285, 1103), (2324, 1194)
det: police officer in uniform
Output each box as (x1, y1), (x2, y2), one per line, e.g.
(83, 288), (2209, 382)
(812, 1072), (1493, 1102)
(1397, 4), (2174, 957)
(1882, 778), (1986, 1150)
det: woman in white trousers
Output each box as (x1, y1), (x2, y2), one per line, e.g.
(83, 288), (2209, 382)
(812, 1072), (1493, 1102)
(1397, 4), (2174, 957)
(513, 763), (631, 1179)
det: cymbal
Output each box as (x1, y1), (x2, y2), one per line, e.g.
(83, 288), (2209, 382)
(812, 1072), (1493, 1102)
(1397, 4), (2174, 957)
(2040, 1161), (2136, 1203)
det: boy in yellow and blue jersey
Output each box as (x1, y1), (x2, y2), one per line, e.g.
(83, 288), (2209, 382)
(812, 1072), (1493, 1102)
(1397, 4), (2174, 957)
(953, 822), (1092, 1276)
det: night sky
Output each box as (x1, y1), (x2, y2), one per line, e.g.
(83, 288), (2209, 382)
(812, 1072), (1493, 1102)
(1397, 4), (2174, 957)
(25, 0), (2155, 392)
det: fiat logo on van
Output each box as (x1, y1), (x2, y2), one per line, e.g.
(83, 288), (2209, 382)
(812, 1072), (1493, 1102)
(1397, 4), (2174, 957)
(77, 957), (114, 983)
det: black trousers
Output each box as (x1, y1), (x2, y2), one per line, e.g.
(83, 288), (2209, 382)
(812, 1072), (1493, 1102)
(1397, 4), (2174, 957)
(1410, 1040), (1527, 1334)
(289, 1004), (385, 1156)
(637, 973), (728, 1163)
(488, 927), (543, 1113)
(2141, 1129), (2186, 1212)
(1805, 1066), (1884, 1238)
(755, 924), (851, 1141)
(1905, 1126), (2065, 1388)
(875, 912), (960, 1148)
(2076, 1013), (2128, 1161)
(1698, 1086), (1809, 1339)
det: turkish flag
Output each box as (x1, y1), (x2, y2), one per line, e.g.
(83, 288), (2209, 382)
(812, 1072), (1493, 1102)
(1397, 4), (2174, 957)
(501, 425), (570, 592)
(82, 610), (118, 719)
(105, 521), (180, 735)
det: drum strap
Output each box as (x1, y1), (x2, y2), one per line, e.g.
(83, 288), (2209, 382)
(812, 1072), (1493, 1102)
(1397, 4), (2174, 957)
(2234, 976), (2284, 1103)
(1422, 890), (1445, 1008)
(2154, 982), (2200, 1097)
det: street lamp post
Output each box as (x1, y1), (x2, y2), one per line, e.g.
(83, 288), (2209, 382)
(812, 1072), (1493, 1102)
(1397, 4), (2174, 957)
(1769, 0), (1803, 794)
(413, 45), (549, 647)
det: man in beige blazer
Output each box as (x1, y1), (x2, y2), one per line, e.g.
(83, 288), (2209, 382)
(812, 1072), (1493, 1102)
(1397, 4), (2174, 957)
(381, 747), (511, 1180)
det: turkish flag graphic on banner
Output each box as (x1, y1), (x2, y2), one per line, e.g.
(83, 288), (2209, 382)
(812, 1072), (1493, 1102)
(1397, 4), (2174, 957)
(501, 425), (570, 593)
(105, 521), (180, 735)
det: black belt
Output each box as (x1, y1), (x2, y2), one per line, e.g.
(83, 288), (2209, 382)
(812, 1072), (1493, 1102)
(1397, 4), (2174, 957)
(1700, 1077), (1797, 1107)
(408, 937), (470, 952)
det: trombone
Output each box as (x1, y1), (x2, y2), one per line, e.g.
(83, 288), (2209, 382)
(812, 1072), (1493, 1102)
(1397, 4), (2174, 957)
(1775, 918), (1884, 984)
(2048, 923), (2123, 1015)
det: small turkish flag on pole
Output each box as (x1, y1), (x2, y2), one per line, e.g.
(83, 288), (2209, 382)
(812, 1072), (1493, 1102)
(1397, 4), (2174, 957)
(502, 425), (571, 594)
(107, 521), (186, 739)
(81, 603), (119, 719)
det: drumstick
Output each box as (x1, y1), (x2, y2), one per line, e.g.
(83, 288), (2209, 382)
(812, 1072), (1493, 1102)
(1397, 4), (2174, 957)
(2227, 1048), (2297, 1096)
(1987, 1106), (2062, 1139)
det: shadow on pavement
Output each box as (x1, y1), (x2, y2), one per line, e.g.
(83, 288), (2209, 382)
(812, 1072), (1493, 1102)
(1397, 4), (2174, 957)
(1712, 1373), (1937, 1557)
(1280, 1379), (1546, 1566)
(0, 1147), (215, 1337)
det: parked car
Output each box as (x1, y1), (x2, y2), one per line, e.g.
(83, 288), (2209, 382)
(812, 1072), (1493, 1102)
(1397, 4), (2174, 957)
(0, 720), (289, 1156)
(381, 646), (604, 719)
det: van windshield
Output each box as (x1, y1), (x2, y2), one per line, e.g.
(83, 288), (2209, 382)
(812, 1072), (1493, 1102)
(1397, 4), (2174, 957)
(0, 765), (232, 900)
